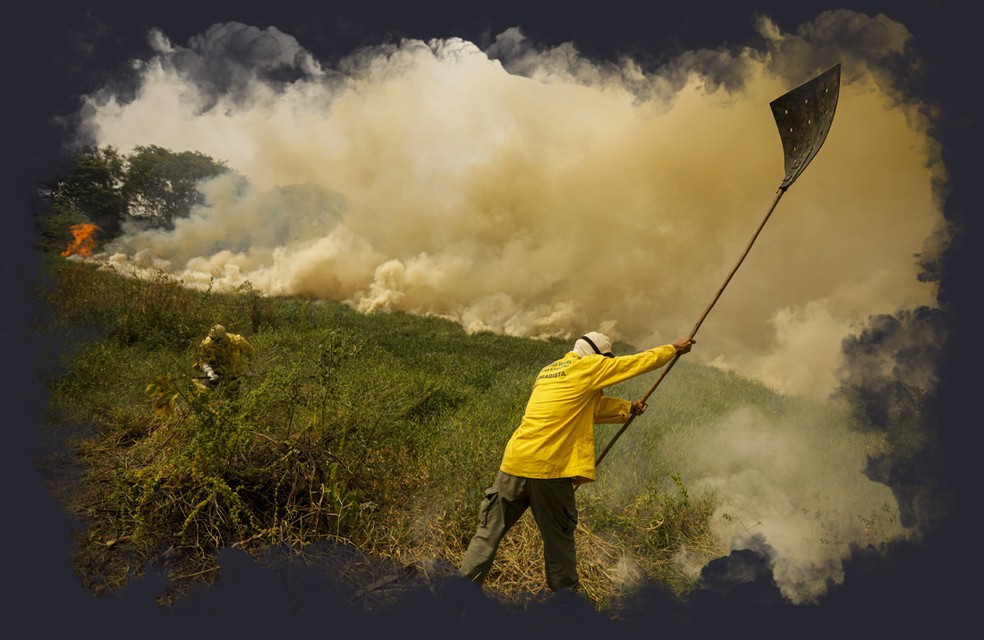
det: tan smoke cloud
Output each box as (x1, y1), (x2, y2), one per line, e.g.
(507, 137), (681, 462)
(75, 11), (947, 602)
(82, 14), (942, 399)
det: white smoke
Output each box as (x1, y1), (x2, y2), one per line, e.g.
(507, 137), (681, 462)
(78, 14), (944, 399)
(71, 11), (948, 603)
(661, 403), (906, 604)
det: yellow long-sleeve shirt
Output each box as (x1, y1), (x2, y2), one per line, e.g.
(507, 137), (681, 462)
(499, 345), (678, 484)
(195, 333), (256, 379)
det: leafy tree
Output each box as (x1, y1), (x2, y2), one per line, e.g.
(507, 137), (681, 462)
(122, 145), (229, 229)
(36, 146), (127, 252)
(35, 145), (234, 253)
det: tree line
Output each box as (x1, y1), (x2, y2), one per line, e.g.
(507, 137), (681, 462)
(35, 145), (232, 254)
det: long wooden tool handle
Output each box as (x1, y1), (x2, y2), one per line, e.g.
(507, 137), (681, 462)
(593, 186), (787, 469)
(687, 187), (786, 340)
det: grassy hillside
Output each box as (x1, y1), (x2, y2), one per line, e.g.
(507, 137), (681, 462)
(35, 256), (805, 611)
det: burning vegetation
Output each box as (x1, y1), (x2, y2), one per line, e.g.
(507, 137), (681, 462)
(61, 223), (101, 257)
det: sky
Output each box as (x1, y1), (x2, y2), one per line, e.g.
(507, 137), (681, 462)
(6, 1), (980, 638)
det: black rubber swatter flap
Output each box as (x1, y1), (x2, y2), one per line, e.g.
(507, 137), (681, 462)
(770, 63), (841, 189)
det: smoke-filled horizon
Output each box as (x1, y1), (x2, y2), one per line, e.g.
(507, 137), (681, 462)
(63, 9), (949, 605)
(73, 10), (945, 400)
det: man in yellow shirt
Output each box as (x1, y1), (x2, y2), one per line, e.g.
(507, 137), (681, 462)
(195, 324), (256, 393)
(459, 331), (695, 593)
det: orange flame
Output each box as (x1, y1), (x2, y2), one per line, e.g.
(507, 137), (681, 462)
(61, 223), (101, 257)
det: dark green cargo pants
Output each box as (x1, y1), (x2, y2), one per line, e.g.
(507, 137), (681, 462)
(459, 469), (580, 591)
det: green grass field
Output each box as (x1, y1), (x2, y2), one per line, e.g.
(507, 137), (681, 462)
(35, 256), (893, 611)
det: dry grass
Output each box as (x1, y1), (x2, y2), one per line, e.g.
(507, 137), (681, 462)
(39, 257), (732, 616)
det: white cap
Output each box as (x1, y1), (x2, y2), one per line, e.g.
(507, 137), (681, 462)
(573, 331), (614, 357)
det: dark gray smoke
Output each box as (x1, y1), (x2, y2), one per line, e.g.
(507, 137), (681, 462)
(836, 307), (952, 533)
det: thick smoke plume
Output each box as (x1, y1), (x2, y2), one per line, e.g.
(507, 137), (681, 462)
(68, 11), (950, 604)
